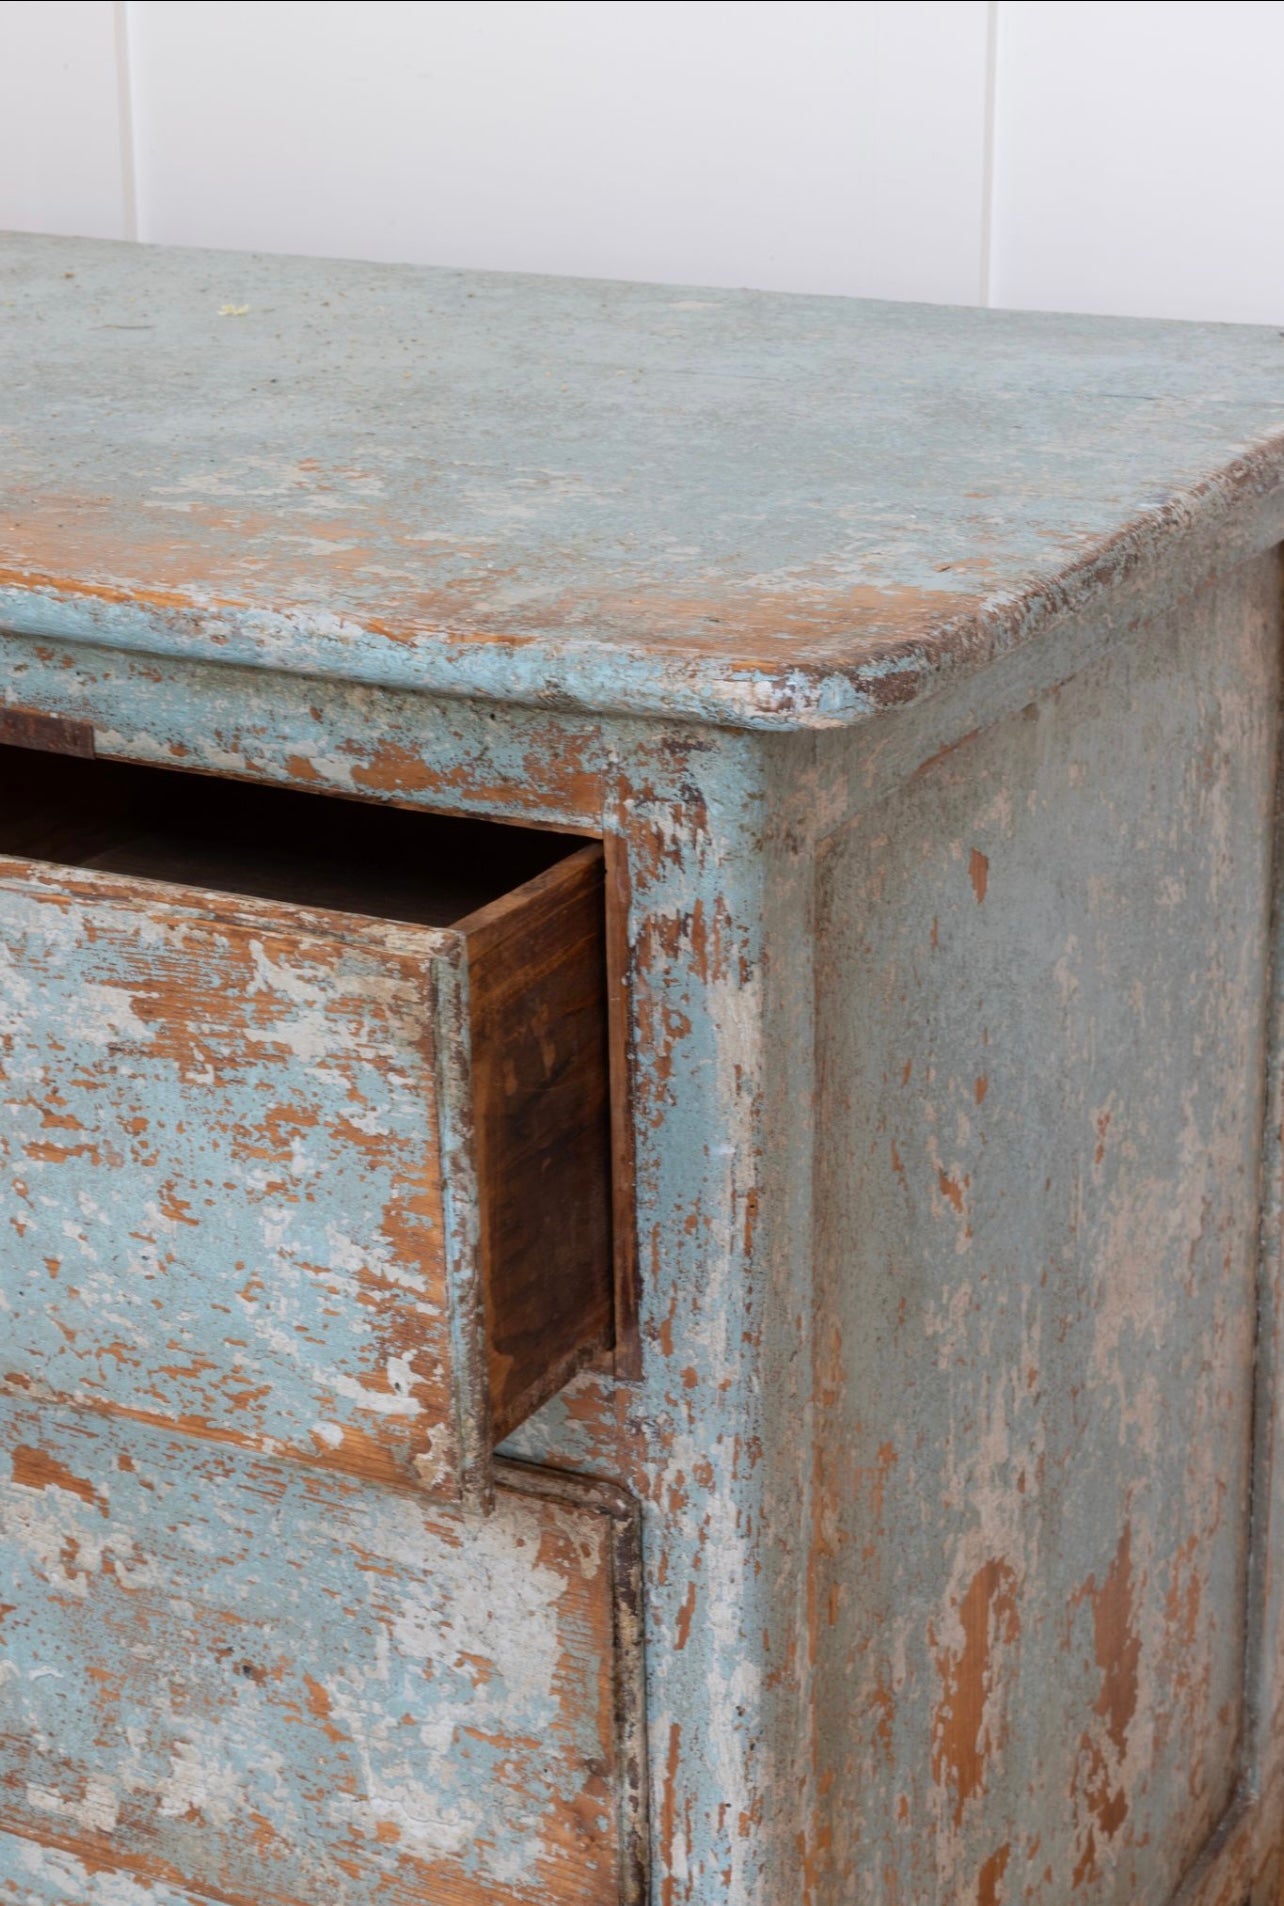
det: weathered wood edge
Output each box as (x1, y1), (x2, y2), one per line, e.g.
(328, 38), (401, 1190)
(494, 1458), (650, 1906)
(1168, 1791), (1276, 1906)
(1170, 542), (1284, 1906)
(603, 828), (642, 1380)
(1, 442), (1282, 734)
(458, 843), (614, 1438)
(816, 533), (1284, 848)
(0, 704), (94, 757)
(0, 630), (612, 835)
(451, 838), (604, 955)
(0, 851), (459, 965)
(428, 937), (494, 1511)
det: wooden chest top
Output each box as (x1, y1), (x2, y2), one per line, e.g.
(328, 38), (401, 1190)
(3, 231), (1284, 728)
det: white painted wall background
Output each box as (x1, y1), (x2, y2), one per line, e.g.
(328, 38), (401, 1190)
(1, 0), (1283, 324)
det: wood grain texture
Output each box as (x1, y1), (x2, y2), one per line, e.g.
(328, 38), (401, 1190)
(7, 232), (1284, 1906)
(0, 708), (93, 759)
(462, 844), (613, 1440)
(1, 1832), (210, 1904)
(0, 1397), (643, 1906)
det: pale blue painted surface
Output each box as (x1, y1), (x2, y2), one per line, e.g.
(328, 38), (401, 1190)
(0, 858), (483, 1498)
(2, 233), (1284, 727)
(807, 555), (1279, 1898)
(2, 234), (1284, 1906)
(0, 1398), (624, 1904)
(0, 1832), (208, 1905)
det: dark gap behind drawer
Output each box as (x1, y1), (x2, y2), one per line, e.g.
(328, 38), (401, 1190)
(0, 740), (581, 926)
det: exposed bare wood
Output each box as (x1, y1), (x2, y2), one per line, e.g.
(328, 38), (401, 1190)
(462, 845), (613, 1440)
(0, 1401), (644, 1906)
(0, 704), (93, 757)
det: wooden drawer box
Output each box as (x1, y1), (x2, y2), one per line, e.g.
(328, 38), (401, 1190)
(0, 1395), (646, 1906)
(0, 744), (612, 1505)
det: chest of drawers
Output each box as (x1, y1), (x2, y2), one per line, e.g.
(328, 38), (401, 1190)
(2, 234), (1284, 1906)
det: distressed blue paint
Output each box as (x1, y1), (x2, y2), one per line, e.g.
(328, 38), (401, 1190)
(0, 1399), (627, 1905)
(807, 555), (1278, 1899)
(0, 631), (614, 829)
(4, 232), (1284, 1906)
(511, 729), (821, 1902)
(0, 1832), (208, 1905)
(3, 235), (1284, 729)
(0, 858), (484, 1499)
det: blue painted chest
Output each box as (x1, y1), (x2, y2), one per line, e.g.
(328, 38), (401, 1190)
(2, 233), (1284, 1906)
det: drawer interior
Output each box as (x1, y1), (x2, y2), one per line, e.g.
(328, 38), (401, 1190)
(0, 739), (615, 1483)
(0, 741), (581, 926)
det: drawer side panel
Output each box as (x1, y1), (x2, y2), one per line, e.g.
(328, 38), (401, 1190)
(466, 847), (613, 1439)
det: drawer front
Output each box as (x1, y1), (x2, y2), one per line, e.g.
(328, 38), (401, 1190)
(0, 1399), (646, 1906)
(0, 859), (486, 1501)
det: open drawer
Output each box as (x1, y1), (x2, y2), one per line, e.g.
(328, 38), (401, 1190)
(0, 745), (612, 1504)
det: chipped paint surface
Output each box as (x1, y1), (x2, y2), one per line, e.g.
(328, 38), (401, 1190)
(506, 728), (823, 1904)
(497, 556), (1284, 1902)
(1, 1832), (209, 1904)
(0, 1397), (636, 1906)
(807, 555), (1281, 1900)
(0, 857), (490, 1500)
(4, 240), (1284, 1902)
(4, 236), (1284, 729)
(5, 552), (1284, 1900)
(0, 633), (613, 834)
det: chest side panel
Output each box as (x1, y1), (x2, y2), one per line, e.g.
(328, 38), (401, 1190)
(812, 552), (1282, 1902)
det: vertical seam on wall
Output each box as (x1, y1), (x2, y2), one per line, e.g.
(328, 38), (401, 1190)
(113, 0), (139, 241)
(979, 0), (1000, 305)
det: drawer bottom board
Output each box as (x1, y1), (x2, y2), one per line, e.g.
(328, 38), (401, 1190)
(0, 1400), (644, 1906)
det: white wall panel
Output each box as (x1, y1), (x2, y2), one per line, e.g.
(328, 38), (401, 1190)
(991, 0), (1284, 324)
(125, 0), (991, 302)
(0, 0), (132, 240)
(7, 0), (1284, 328)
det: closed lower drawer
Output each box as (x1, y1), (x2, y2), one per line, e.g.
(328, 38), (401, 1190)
(0, 745), (612, 1503)
(0, 1398), (646, 1906)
